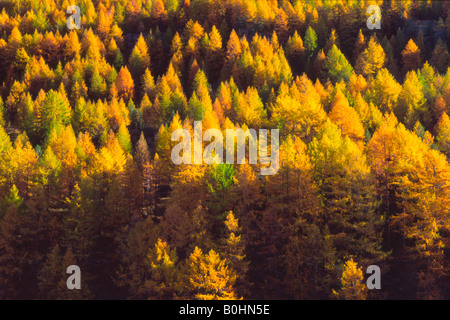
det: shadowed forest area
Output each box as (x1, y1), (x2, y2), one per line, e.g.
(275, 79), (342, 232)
(0, 0), (449, 300)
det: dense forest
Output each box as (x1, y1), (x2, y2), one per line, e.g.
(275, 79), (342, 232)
(0, 0), (449, 300)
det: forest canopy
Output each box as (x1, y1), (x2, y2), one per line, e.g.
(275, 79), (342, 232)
(0, 0), (449, 300)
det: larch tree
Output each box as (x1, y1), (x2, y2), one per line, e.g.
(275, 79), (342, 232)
(89, 65), (107, 100)
(308, 119), (385, 268)
(353, 93), (383, 133)
(355, 36), (385, 78)
(332, 258), (367, 300)
(323, 45), (353, 83)
(396, 70), (426, 129)
(286, 30), (305, 74)
(96, 130), (128, 174)
(353, 29), (366, 64)
(402, 39), (422, 74)
(169, 32), (184, 74)
(223, 29), (242, 79)
(430, 38), (449, 74)
(431, 94), (447, 126)
(0, 190), (37, 299)
(37, 245), (66, 299)
(2, 0), (450, 301)
(367, 68), (402, 114)
(116, 122), (132, 155)
(115, 66), (135, 101)
(38, 246), (91, 299)
(222, 211), (249, 297)
(128, 33), (150, 81)
(436, 113), (450, 157)
(44, 124), (78, 205)
(304, 26), (318, 57)
(140, 93), (160, 129)
(141, 68), (156, 100)
(367, 114), (450, 298)
(415, 29), (425, 59)
(0, 122), (11, 155)
(6, 81), (25, 114)
(7, 133), (40, 199)
(40, 31), (61, 66)
(116, 215), (161, 298)
(233, 86), (266, 129)
(274, 10), (289, 43)
(261, 135), (326, 298)
(225, 29), (242, 61)
(324, 29), (340, 55)
(151, 0), (167, 22)
(270, 75), (327, 140)
(313, 49), (326, 81)
(347, 73), (367, 100)
(161, 196), (211, 256)
(329, 89), (365, 148)
(204, 25), (223, 83)
(14, 47), (30, 71)
(143, 238), (180, 299)
(181, 247), (239, 300)
(0, 96), (6, 128)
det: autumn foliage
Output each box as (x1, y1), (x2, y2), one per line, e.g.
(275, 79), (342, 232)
(0, 0), (449, 300)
